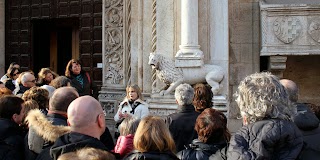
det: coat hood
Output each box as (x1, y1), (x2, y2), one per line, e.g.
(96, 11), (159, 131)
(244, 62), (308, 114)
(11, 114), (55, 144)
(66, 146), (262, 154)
(25, 109), (70, 142)
(293, 103), (319, 131)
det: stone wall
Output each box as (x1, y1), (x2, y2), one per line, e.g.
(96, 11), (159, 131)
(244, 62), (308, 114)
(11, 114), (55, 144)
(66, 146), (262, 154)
(228, 0), (261, 132)
(284, 56), (320, 106)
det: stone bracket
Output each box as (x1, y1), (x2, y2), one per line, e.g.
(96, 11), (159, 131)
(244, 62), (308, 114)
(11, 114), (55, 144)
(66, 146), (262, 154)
(268, 56), (287, 78)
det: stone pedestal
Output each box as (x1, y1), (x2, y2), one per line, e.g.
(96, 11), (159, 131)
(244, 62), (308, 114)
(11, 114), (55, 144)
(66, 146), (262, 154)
(175, 0), (203, 67)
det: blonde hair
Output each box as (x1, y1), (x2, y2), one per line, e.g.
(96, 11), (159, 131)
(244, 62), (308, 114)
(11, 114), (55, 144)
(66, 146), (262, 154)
(37, 68), (58, 85)
(126, 84), (143, 100)
(134, 116), (176, 153)
(24, 99), (39, 116)
(57, 147), (116, 160)
(235, 72), (296, 124)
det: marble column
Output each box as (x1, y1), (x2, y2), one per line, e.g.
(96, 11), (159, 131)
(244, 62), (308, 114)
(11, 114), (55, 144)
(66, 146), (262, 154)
(175, 0), (203, 67)
(0, 0), (5, 76)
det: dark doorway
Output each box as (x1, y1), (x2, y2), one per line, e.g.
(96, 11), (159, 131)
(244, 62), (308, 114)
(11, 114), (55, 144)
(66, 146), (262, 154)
(32, 18), (79, 76)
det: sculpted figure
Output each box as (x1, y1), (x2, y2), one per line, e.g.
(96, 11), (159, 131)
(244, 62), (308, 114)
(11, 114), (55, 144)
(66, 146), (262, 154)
(148, 52), (224, 96)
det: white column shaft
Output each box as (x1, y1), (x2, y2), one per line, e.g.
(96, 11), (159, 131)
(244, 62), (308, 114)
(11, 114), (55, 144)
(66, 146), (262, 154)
(181, 0), (198, 46)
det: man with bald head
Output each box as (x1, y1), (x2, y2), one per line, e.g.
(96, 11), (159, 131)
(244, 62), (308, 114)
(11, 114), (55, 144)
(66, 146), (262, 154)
(280, 79), (320, 159)
(49, 96), (110, 160)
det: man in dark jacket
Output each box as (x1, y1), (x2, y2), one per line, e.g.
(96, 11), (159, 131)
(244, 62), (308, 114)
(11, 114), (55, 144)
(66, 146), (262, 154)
(0, 96), (25, 160)
(49, 96), (111, 160)
(16, 72), (36, 96)
(280, 79), (320, 159)
(165, 83), (200, 152)
(228, 72), (303, 160)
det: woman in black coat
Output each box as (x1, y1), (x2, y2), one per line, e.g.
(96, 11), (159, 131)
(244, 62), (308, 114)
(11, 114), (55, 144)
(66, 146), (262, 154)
(177, 108), (230, 160)
(65, 59), (98, 98)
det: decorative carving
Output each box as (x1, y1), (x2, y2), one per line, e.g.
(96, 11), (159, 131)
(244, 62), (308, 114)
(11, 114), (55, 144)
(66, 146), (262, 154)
(273, 17), (302, 44)
(308, 19), (320, 43)
(148, 52), (224, 96)
(104, 0), (125, 85)
(105, 66), (124, 84)
(151, 0), (157, 93)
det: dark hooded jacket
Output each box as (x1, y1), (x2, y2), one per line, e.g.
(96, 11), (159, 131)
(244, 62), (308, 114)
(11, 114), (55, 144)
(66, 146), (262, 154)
(165, 104), (200, 152)
(124, 150), (179, 160)
(0, 118), (25, 160)
(227, 119), (303, 160)
(293, 103), (320, 160)
(50, 132), (109, 160)
(177, 139), (227, 160)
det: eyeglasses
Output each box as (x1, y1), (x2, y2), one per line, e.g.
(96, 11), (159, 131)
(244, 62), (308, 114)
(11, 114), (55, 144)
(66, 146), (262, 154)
(27, 79), (36, 83)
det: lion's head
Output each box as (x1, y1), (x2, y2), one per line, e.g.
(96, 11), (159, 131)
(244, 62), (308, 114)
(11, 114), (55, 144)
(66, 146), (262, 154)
(148, 52), (161, 70)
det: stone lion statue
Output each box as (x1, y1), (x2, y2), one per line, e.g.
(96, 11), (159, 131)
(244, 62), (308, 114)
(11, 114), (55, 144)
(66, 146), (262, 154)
(148, 52), (224, 96)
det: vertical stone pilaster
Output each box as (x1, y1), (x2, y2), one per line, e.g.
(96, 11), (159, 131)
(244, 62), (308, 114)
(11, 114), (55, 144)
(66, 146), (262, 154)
(0, 0), (5, 76)
(175, 0), (203, 67)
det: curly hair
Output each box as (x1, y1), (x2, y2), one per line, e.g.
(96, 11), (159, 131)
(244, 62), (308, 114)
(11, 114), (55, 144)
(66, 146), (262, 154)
(193, 83), (213, 112)
(235, 72), (295, 124)
(175, 83), (194, 106)
(49, 76), (71, 89)
(22, 86), (49, 110)
(195, 108), (230, 143)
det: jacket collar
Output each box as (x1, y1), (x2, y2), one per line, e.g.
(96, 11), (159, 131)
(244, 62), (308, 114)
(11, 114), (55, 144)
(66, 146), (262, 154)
(177, 104), (196, 113)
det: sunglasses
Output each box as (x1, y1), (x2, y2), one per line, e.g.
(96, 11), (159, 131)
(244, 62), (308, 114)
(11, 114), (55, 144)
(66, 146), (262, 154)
(13, 72), (21, 76)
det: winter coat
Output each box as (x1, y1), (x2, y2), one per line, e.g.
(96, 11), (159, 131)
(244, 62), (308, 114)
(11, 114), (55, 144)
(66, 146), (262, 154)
(165, 104), (200, 152)
(114, 98), (149, 122)
(68, 72), (98, 98)
(0, 118), (25, 160)
(4, 78), (15, 91)
(114, 134), (134, 158)
(293, 103), (320, 160)
(50, 132), (109, 160)
(16, 84), (30, 97)
(124, 150), (179, 160)
(177, 139), (227, 160)
(227, 119), (303, 160)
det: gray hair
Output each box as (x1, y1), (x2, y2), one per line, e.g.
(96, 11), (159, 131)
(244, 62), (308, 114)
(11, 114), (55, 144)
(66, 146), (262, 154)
(21, 72), (34, 85)
(235, 72), (296, 124)
(175, 83), (194, 106)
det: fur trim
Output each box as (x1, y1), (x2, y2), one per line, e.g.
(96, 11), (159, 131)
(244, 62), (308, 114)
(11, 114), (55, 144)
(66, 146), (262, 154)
(25, 109), (71, 142)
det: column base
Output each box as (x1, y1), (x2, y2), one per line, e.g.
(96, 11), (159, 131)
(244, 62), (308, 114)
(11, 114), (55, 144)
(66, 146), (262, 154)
(175, 45), (204, 67)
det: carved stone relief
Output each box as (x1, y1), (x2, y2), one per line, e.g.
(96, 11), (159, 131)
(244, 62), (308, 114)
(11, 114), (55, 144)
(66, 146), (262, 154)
(104, 0), (124, 85)
(273, 17), (302, 44)
(308, 19), (320, 43)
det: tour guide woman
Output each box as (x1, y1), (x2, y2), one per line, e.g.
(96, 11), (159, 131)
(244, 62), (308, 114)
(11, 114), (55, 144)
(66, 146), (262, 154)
(65, 59), (98, 98)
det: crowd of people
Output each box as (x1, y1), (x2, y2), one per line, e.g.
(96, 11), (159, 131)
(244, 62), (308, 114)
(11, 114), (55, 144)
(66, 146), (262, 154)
(0, 61), (319, 160)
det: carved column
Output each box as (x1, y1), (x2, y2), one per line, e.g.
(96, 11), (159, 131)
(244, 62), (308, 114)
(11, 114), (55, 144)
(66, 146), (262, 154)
(175, 0), (203, 67)
(0, 0), (4, 76)
(268, 56), (287, 78)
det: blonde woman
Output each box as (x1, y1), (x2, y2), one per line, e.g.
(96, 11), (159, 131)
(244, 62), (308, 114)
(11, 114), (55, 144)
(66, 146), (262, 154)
(114, 85), (149, 138)
(124, 116), (179, 160)
(37, 68), (58, 86)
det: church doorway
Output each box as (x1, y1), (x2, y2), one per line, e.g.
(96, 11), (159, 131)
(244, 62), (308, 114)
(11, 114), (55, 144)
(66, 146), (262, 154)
(32, 18), (79, 76)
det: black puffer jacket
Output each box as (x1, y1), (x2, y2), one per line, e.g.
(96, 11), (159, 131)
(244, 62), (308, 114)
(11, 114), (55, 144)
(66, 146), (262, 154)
(165, 104), (200, 152)
(177, 139), (227, 160)
(124, 151), (179, 160)
(50, 132), (109, 160)
(293, 103), (320, 160)
(227, 119), (303, 160)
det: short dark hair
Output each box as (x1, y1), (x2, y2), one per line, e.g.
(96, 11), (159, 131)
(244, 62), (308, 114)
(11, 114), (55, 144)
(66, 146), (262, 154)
(49, 87), (79, 112)
(0, 96), (24, 119)
(195, 108), (230, 143)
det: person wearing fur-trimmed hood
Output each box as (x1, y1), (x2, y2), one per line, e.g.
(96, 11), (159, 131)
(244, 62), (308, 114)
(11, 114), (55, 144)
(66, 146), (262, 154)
(114, 85), (149, 122)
